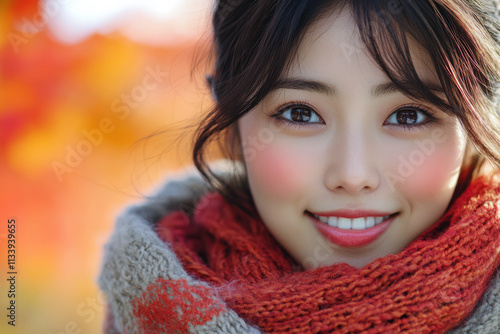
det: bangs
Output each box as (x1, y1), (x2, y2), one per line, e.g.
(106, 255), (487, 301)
(351, 0), (494, 114)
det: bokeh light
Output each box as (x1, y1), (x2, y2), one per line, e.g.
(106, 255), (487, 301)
(0, 0), (213, 332)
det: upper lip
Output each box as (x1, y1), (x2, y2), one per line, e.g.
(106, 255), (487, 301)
(308, 209), (396, 219)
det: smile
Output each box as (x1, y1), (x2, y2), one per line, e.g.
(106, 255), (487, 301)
(307, 212), (399, 248)
(310, 214), (391, 230)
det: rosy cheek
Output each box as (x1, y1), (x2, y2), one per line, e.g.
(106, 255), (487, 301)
(247, 146), (307, 199)
(387, 135), (465, 200)
(405, 156), (456, 199)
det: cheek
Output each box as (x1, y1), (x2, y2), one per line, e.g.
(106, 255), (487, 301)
(404, 155), (458, 200)
(387, 131), (465, 201)
(246, 145), (310, 199)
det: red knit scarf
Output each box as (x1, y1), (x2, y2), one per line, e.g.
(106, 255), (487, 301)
(156, 174), (500, 333)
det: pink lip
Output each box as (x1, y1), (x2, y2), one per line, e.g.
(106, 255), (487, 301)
(310, 209), (393, 219)
(308, 214), (397, 248)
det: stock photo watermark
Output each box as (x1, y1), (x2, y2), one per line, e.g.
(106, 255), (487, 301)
(51, 65), (168, 182)
(6, 218), (17, 327)
(240, 120), (282, 162)
(8, 0), (71, 53)
(47, 291), (106, 334)
(302, 236), (334, 270)
(385, 127), (447, 191)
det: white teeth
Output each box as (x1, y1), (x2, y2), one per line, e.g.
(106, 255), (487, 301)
(352, 218), (365, 230)
(312, 214), (394, 230)
(327, 216), (338, 227)
(337, 217), (351, 229)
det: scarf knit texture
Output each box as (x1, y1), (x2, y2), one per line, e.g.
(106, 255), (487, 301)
(99, 166), (500, 333)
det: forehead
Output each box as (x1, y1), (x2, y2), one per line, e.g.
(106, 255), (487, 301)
(284, 8), (439, 88)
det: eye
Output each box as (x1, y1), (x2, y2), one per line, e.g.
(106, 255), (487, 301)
(270, 102), (324, 128)
(384, 104), (439, 129)
(283, 106), (321, 123)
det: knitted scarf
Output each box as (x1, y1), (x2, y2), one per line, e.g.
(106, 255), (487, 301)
(99, 169), (500, 333)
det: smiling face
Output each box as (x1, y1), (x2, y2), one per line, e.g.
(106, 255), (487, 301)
(237, 9), (468, 269)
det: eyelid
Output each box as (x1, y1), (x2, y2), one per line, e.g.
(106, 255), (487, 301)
(270, 101), (324, 121)
(389, 103), (436, 116)
(271, 100), (317, 116)
(384, 103), (441, 130)
(269, 101), (325, 129)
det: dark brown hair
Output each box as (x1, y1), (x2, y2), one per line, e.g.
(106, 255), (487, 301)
(192, 0), (500, 211)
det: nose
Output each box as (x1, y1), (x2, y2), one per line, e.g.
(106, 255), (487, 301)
(324, 128), (381, 195)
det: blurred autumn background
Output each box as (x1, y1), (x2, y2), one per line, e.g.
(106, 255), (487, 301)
(0, 0), (214, 332)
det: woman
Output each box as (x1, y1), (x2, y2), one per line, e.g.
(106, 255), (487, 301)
(100, 0), (500, 332)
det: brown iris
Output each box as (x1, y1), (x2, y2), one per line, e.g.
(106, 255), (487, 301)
(396, 109), (418, 124)
(290, 108), (312, 122)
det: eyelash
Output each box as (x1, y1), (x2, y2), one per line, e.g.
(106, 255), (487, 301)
(385, 103), (441, 131)
(269, 101), (323, 130)
(269, 101), (441, 131)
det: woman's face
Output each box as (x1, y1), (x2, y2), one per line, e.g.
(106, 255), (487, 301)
(238, 9), (467, 269)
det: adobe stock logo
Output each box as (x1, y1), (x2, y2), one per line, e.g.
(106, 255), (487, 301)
(385, 128), (448, 191)
(51, 65), (168, 182)
(301, 236), (334, 270)
(8, 0), (71, 53)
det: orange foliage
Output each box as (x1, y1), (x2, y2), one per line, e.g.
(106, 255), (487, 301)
(0, 1), (211, 332)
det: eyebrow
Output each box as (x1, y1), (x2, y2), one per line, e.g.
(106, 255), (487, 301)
(272, 77), (444, 97)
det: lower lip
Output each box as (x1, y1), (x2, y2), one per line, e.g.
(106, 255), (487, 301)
(310, 214), (396, 248)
